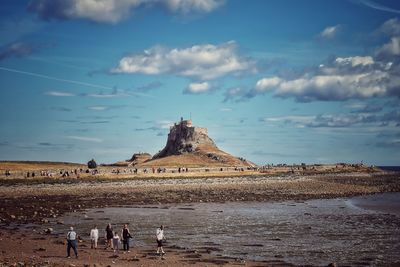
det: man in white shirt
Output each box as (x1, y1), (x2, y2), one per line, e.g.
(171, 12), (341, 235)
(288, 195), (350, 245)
(156, 225), (165, 255)
(66, 226), (78, 258)
(90, 225), (99, 249)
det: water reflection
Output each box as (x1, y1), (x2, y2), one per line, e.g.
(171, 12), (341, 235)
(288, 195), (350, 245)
(57, 193), (400, 266)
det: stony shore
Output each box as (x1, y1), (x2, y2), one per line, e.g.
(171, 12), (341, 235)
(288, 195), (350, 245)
(1, 171), (400, 225)
(0, 171), (399, 266)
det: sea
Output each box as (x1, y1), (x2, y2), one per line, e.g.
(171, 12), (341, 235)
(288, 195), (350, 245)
(378, 166), (400, 172)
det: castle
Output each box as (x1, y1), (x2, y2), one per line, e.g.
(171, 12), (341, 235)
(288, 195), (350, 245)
(170, 117), (208, 136)
(153, 117), (215, 159)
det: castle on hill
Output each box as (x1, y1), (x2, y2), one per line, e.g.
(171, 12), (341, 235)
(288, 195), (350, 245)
(153, 117), (215, 159)
(170, 117), (208, 136)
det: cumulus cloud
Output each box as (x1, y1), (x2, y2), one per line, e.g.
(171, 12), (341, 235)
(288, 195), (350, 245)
(28, 0), (225, 24)
(319, 25), (340, 39)
(226, 18), (400, 103)
(184, 82), (211, 94)
(379, 18), (400, 36)
(112, 41), (254, 80)
(0, 42), (38, 61)
(248, 55), (400, 102)
(165, 0), (225, 14)
(28, 0), (141, 24)
(255, 77), (282, 92)
(377, 37), (400, 57)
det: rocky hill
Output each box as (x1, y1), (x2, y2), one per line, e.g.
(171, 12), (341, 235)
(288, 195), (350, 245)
(111, 153), (152, 167)
(137, 118), (256, 167)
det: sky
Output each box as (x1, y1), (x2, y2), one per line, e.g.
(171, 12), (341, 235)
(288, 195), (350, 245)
(0, 0), (400, 166)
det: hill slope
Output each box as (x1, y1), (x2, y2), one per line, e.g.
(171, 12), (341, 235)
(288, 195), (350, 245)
(138, 119), (255, 167)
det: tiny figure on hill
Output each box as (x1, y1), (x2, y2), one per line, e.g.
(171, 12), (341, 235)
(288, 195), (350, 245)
(87, 159), (97, 169)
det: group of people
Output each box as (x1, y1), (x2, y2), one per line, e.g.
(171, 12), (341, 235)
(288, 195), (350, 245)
(66, 224), (165, 258)
(103, 223), (133, 255)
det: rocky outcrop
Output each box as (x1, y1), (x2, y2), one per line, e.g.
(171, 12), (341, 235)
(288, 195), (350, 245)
(129, 153), (152, 165)
(110, 153), (152, 167)
(153, 118), (217, 159)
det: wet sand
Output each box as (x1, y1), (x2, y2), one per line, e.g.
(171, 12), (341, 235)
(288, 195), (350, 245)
(0, 171), (399, 266)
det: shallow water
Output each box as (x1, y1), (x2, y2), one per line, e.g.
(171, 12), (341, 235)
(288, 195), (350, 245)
(56, 193), (400, 266)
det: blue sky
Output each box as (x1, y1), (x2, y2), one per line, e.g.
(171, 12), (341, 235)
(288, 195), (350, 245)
(0, 0), (400, 165)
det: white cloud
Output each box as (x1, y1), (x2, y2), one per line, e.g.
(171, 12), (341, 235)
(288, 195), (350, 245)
(219, 107), (232, 112)
(255, 77), (282, 92)
(111, 41), (255, 80)
(377, 37), (400, 57)
(166, 0), (225, 14)
(251, 55), (399, 102)
(335, 56), (374, 67)
(45, 91), (75, 97)
(66, 135), (103, 142)
(185, 82), (211, 94)
(29, 0), (225, 24)
(379, 18), (400, 36)
(319, 25), (340, 39)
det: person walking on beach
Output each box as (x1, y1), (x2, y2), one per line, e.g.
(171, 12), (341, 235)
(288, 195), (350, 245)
(112, 231), (121, 256)
(105, 223), (113, 249)
(66, 226), (78, 258)
(156, 225), (165, 255)
(121, 224), (132, 252)
(90, 225), (99, 249)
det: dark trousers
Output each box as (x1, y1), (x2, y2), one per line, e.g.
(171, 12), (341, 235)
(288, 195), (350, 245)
(123, 239), (129, 251)
(67, 240), (78, 257)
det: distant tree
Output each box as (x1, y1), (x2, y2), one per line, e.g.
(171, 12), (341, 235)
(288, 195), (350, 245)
(87, 159), (97, 169)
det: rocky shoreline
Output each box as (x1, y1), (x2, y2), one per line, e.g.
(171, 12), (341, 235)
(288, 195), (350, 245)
(0, 171), (399, 266)
(1, 171), (399, 225)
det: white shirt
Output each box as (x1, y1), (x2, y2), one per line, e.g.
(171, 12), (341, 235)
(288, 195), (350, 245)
(90, 228), (99, 240)
(156, 228), (164, 241)
(67, 231), (77, 240)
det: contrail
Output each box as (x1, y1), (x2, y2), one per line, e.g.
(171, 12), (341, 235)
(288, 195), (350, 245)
(353, 0), (400, 14)
(0, 66), (155, 98)
(0, 66), (112, 90)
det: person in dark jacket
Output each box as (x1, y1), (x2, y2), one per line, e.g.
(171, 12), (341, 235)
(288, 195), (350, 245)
(121, 224), (132, 252)
(105, 223), (113, 249)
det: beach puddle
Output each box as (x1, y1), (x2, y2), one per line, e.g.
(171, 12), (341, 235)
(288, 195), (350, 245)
(49, 193), (400, 266)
